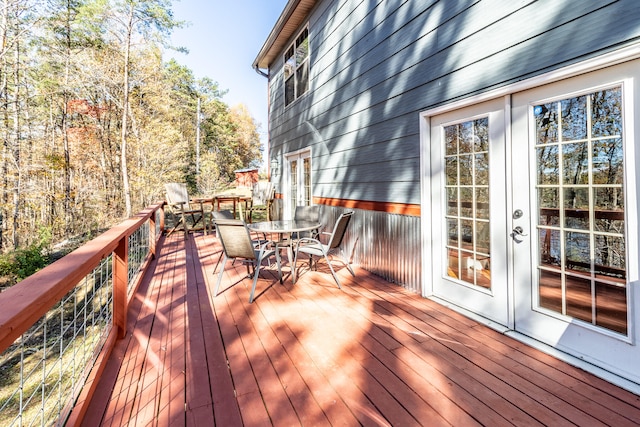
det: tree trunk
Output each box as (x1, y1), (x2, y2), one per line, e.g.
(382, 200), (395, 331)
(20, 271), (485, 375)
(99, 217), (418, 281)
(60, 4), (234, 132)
(120, 4), (134, 218)
(10, 28), (20, 249)
(62, 0), (72, 234)
(0, 0), (8, 251)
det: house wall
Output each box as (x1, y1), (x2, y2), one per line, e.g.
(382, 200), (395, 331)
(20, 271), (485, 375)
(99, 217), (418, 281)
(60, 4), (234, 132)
(266, 0), (640, 291)
(269, 0), (640, 203)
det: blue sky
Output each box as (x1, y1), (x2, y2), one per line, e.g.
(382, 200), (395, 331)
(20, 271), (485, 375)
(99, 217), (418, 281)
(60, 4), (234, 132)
(168, 0), (289, 153)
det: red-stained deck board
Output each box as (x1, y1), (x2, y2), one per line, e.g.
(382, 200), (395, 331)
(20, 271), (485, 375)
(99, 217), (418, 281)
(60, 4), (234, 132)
(357, 277), (640, 426)
(324, 281), (506, 426)
(345, 278), (564, 426)
(157, 237), (188, 427)
(295, 280), (484, 427)
(81, 231), (640, 427)
(231, 280), (329, 426)
(132, 236), (185, 426)
(211, 279), (272, 425)
(288, 273), (471, 427)
(257, 284), (385, 427)
(184, 236), (215, 416)
(255, 272), (422, 427)
(111, 244), (174, 425)
(244, 298), (333, 426)
(88, 236), (178, 426)
(192, 235), (243, 426)
(257, 292), (360, 426)
(226, 285), (301, 425)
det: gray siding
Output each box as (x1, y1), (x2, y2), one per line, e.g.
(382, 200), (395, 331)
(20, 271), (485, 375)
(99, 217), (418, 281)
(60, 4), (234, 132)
(268, 0), (640, 205)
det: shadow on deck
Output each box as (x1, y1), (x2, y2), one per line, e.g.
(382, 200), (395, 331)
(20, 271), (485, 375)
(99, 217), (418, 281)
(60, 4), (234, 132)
(81, 231), (640, 426)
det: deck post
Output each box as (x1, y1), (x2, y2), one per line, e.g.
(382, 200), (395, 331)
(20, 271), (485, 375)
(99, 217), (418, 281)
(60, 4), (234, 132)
(149, 213), (157, 259)
(113, 235), (128, 338)
(160, 203), (166, 234)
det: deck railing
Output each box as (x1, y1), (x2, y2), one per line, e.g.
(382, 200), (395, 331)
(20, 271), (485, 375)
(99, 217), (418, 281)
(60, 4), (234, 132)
(0, 203), (165, 426)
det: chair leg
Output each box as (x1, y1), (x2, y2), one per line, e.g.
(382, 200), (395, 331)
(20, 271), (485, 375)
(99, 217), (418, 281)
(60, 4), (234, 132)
(292, 249), (300, 284)
(323, 252), (342, 289)
(344, 262), (356, 277)
(189, 211), (207, 235)
(277, 251), (282, 283)
(166, 212), (184, 237)
(345, 258), (355, 277)
(335, 251), (355, 277)
(249, 259), (260, 303)
(275, 249), (283, 284)
(214, 254), (229, 296)
(249, 250), (281, 303)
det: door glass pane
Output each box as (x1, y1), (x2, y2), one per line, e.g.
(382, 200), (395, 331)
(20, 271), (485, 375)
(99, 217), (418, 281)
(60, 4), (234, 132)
(443, 117), (491, 289)
(533, 86), (627, 335)
(289, 159), (298, 218)
(538, 188), (559, 226)
(539, 270), (563, 312)
(561, 96), (587, 140)
(562, 142), (589, 185)
(564, 187), (589, 230)
(303, 157), (311, 206)
(595, 281), (627, 333)
(537, 145), (559, 184)
(476, 188), (489, 219)
(538, 228), (560, 267)
(565, 275), (592, 323)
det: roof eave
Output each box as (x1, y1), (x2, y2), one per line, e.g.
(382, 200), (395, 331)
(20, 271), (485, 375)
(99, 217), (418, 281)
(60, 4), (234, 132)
(253, 0), (318, 72)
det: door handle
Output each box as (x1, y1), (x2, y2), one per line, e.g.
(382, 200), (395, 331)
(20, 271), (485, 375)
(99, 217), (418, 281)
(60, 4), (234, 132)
(513, 226), (528, 236)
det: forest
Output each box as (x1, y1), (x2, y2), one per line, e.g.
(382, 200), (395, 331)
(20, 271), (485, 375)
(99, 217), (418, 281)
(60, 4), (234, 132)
(0, 0), (263, 257)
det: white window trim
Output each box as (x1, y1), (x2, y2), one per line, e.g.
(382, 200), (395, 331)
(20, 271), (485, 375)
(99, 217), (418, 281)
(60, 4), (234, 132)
(283, 148), (312, 219)
(284, 25), (310, 107)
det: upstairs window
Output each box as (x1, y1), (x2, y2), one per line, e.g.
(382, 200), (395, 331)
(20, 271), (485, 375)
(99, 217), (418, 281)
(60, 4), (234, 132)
(284, 27), (309, 107)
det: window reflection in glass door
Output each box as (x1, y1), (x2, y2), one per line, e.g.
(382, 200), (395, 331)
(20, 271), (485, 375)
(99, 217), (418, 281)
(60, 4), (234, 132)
(534, 86), (628, 334)
(444, 117), (491, 289)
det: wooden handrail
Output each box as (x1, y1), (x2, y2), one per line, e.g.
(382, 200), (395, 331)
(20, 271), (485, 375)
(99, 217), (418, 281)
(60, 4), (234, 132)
(0, 203), (164, 354)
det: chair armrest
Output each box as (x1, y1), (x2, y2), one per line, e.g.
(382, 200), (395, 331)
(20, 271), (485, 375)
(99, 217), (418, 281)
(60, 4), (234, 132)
(297, 237), (322, 247)
(168, 201), (187, 210)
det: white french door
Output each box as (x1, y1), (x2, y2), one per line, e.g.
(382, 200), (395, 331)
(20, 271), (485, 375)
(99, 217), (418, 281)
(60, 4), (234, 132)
(511, 61), (640, 382)
(429, 98), (511, 326)
(284, 149), (312, 220)
(426, 59), (640, 383)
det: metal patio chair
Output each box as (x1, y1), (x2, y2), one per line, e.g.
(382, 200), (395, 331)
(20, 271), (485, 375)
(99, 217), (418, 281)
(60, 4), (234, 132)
(213, 218), (282, 303)
(292, 211), (355, 288)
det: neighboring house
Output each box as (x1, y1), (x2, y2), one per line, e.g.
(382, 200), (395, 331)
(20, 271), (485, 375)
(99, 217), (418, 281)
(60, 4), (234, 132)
(253, 1), (640, 390)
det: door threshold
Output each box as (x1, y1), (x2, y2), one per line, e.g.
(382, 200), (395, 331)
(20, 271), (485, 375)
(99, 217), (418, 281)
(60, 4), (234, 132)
(428, 296), (640, 396)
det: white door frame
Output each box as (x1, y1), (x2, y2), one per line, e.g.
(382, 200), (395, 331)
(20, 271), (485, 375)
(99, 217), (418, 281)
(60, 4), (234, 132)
(283, 148), (312, 220)
(420, 44), (640, 387)
(510, 65), (639, 382)
(426, 98), (513, 327)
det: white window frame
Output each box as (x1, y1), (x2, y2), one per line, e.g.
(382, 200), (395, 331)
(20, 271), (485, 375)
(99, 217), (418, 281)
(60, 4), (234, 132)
(283, 148), (312, 220)
(284, 26), (309, 107)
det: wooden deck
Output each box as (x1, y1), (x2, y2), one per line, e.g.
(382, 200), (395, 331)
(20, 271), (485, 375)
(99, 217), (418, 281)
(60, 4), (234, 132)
(81, 231), (640, 426)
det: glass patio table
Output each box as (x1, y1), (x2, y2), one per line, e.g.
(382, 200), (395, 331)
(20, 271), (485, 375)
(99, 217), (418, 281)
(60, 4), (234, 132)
(247, 220), (321, 235)
(247, 220), (321, 270)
